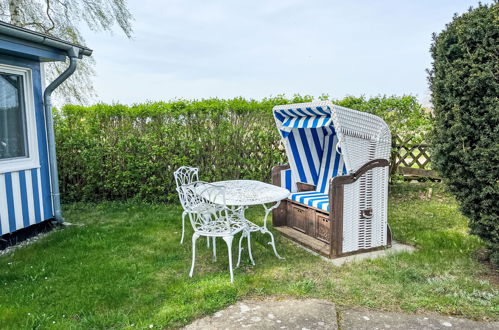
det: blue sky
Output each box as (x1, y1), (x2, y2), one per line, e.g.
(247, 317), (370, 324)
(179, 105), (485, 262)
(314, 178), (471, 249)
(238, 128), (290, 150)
(82, 0), (490, 105)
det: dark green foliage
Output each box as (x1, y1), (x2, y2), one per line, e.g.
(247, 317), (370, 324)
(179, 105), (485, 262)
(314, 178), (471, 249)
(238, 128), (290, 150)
(55, 95), (428, 203)
(428, 3), (499, 264)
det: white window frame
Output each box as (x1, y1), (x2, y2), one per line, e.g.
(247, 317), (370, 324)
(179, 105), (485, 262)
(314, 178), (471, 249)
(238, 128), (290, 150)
(0, 63), (40, 174)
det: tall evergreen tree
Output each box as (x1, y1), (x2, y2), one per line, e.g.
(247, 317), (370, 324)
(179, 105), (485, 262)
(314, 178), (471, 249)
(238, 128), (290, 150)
(429, 3), (498, 265)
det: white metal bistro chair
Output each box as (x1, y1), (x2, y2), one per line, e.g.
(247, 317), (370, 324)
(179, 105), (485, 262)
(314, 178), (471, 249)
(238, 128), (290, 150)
(180, 182), (250, 283)
(173, 166), (199, 244)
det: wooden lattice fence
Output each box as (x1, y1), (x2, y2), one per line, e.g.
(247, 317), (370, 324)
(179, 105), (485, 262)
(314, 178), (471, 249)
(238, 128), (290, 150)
(391, 136), (440, 180)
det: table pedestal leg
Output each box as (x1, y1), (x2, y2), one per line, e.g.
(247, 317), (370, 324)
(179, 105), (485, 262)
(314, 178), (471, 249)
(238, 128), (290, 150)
(230, 206), (254, 267)
(237, 233), (244, 267)
(236, 230), (255, 267)
(246, 230), (254, 265)
(212, 237), (217, 262)
(261, 202), (284, 260)
(232, 202), (284, 264)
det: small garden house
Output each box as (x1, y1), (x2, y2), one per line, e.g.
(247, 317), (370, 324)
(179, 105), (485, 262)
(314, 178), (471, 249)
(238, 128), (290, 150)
(0, 22), (92, 236)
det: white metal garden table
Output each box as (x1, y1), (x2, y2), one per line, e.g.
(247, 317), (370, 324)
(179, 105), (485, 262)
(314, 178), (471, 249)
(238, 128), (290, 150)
(197, 180), (290, 266)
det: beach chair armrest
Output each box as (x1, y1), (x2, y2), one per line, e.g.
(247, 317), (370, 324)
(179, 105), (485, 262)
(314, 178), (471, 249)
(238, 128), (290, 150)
(296, 182), (316, 192)
(271, 164), (290, 188)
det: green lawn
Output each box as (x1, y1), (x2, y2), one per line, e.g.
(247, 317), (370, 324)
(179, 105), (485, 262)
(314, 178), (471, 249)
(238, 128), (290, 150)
(0, 183), (497, 329)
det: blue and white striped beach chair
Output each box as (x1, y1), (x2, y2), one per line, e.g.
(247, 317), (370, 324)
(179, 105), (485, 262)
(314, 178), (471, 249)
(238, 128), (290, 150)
(271, 101), (392, 258)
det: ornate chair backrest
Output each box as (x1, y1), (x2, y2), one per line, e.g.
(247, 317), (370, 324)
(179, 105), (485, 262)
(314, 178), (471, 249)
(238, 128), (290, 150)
(176, 180), (207, 213)
(180, 182), (230, 234)
(174, 166), (199, 209)
(174, 166), (199, 188)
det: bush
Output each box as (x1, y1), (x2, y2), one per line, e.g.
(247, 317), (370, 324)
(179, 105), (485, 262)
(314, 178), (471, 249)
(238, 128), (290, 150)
(55, 96), (308, 203)
(55, 95), (428, 203)
(428, 3), (499, 264)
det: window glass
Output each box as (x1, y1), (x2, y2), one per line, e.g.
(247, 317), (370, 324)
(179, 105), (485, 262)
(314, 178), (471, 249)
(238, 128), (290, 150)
(0, 73), (28, 160)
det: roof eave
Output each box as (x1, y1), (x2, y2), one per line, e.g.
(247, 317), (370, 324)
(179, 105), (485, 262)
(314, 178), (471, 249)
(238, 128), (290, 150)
(0, 21), (92, 59)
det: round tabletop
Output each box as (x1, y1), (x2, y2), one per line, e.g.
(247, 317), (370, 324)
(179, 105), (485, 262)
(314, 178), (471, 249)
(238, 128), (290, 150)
(199, 180), (290, 206)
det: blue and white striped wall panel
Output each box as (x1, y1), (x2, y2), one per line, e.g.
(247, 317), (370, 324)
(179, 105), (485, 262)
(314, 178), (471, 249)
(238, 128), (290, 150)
(0, 168), (49, 235)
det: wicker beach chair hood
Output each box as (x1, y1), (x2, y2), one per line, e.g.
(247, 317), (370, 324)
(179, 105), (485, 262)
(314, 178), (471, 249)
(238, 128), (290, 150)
(272, 101), (392, 256)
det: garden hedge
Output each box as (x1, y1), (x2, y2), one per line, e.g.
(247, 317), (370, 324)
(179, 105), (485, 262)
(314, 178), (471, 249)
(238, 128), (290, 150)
(55, 95), (428, 203)
(429, 3), (499, 264)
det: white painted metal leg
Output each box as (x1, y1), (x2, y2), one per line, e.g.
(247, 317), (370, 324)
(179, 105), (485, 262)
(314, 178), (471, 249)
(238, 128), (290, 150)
(246, 230), (255, 265)
(262, 202), (284, 259)
(237, 231), (245, 267)
(222, 236), (234, 283)
(181, 211), (187, 244)
(236, 230), (255, 267)
(207, 236), (210, 248)
(212, 237), (217, 261)
(262, 201), (280, 230)
(264, 229), (283, 259)
(189, 233), (200, 277)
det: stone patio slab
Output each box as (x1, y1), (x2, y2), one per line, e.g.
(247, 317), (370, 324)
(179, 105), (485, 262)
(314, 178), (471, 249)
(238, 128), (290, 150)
(182, 298), (498, 330)
(183, 298), (337, 329)
(341, 308), (499, 330)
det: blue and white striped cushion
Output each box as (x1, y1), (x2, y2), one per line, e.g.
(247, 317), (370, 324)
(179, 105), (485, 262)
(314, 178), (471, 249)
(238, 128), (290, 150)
(289, 191), (330, 212)
(273, 103), (347, 210)
(315, 127), (347, 194)
(280, 168), (295, 192)
(285, 128), (325, 187)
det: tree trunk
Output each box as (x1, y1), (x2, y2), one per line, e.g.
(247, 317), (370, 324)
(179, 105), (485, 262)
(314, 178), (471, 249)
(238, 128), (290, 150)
(9, 0), (23, 26)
